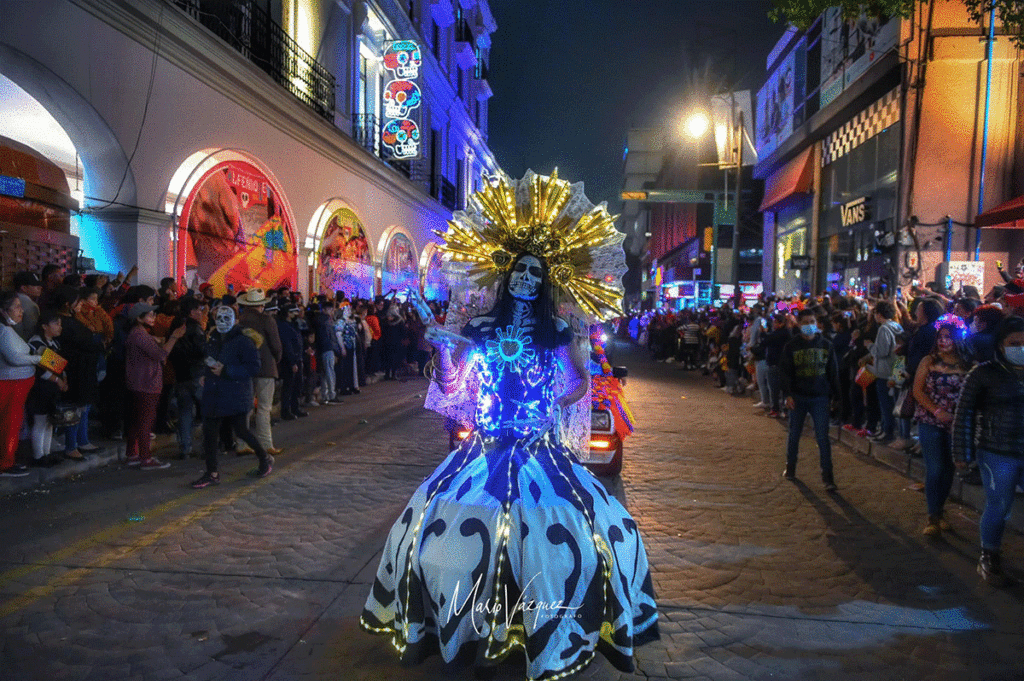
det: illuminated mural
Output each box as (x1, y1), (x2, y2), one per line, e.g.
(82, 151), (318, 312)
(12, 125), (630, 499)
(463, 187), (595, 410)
(423, 245), (448, 301)
(178, 159), (296, 295)
(382, 231), (418, 294)
(316, 207), (373, 299)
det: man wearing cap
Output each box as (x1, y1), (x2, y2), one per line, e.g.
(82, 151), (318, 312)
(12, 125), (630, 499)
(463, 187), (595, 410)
(237, 288), (283, 456)
(13, 272), (42, 342)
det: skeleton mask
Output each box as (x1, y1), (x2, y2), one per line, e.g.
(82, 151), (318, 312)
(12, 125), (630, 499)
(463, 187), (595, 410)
(340, 305), (352, 321)
(214, 306), (236, 334)
(508, 255), (543, 301)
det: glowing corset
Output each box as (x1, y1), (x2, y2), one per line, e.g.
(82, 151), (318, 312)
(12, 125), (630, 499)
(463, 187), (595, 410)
(474, 341), (557, 440)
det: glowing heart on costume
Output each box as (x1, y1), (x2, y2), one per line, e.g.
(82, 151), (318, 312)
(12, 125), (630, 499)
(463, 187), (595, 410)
(500, 339), (522, 360)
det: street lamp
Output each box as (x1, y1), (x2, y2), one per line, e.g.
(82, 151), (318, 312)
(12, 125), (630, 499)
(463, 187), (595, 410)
(682, 111), (711, 140)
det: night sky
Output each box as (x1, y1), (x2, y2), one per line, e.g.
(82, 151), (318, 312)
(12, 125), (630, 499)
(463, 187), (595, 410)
(486, 0), (788, 211)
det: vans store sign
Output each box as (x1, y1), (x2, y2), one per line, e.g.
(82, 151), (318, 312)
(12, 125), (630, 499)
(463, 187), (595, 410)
(840, 197), (870, 228)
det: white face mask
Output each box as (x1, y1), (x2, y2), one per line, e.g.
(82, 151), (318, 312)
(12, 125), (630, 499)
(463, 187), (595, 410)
(508, 255), (542, 301)
(969, 321), (979, 334)
(1004, 346), (1024, 366)
(215, 306), (235, 334)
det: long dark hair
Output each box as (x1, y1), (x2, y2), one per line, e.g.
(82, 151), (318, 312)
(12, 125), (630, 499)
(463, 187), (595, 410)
(0, 291), (17, 325)
(480, 253), (562, 348)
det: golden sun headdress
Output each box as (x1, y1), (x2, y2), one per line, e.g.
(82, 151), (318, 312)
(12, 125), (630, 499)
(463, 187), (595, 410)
(435, 169), (627, 322)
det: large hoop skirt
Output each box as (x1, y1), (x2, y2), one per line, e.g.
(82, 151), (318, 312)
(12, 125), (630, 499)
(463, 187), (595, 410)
(361, 431), (659, 680)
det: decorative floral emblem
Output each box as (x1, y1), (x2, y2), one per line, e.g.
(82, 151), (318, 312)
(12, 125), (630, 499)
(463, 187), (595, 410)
(486, 325), (536, 372)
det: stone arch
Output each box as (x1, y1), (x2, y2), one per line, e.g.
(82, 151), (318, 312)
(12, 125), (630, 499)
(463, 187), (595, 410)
(307, 198), (375, 298)
(377, 224), (419, 297)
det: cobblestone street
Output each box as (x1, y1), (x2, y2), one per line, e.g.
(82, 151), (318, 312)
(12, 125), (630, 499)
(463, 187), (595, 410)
(1, 342), (1022, 681)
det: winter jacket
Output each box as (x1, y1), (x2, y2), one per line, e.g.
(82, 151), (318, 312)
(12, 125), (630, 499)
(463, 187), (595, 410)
(870, 320), (904, 379)
(313, 311), (335, 355)
(969, 330), (998, 365)
(125, 325), (168, 395)
(952, 358), (1024, 462)
(276, 318), (303, 370)
(202, 326), (260, 418)
(764, 327), (793, 367)
(58, 313), (105, 403)
(238, 307), (282, 379)
(780, 333), (840, 398)
(169, 317), (208, 382)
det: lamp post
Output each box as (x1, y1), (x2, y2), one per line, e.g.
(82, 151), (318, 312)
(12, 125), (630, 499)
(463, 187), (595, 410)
(683, 111), (715, 303)
(730, 106), (744, 309)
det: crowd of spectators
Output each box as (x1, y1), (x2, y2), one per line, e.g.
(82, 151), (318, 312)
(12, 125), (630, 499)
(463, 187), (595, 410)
(631, 262), (1024, 587)
(0, 264), (445, 488)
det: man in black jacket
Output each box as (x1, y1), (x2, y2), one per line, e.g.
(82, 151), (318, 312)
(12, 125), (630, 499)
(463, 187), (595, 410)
(780, 308), (840, 490)
(276, 303), (306, 420)
(169, 297), (208, 458)
(763, 313), (793, 417)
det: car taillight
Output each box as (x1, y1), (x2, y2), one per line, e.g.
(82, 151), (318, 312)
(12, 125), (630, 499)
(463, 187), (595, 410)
(589, 438), (613, 449)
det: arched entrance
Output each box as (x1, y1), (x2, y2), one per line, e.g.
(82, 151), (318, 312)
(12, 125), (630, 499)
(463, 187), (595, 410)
(419, 242), (448, 301)
(306, 199), (374, 299)
(0, 47), (132, 274)
(377, 226), (418, 297)
(168, 149), (299, 296)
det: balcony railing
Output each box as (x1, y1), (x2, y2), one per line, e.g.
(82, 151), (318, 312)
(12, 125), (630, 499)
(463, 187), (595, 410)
(351, 113), (380, 156)
(434, 175), (458, 211)
(173, 0), (335, 121)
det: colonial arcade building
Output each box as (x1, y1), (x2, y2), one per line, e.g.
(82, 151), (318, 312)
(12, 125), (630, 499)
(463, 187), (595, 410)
(0, 0), (500, 299)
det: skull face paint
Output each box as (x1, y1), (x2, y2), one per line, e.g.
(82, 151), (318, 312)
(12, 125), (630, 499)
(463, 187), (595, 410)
(215, 306), (236, 334)
(508, 255), (543, 301)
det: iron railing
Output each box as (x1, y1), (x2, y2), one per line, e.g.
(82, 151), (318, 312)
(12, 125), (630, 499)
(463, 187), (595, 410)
(351, 113), (380, 156)
(173, 0), (335, 121)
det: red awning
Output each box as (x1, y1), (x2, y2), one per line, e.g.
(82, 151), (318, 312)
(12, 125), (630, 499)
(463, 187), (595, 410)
(976, 195), (1024, 229)
(759, 147), (814, 212)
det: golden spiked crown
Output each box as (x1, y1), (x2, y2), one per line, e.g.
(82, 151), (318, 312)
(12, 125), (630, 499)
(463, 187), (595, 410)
(435, 169), (627, 322)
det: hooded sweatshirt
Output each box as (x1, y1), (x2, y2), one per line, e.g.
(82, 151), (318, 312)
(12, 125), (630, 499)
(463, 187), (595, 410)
(870, 319), (904, 379)
(780, 332), (839, 398)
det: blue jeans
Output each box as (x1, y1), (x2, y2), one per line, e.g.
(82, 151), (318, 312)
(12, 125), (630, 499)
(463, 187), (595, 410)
(918, 422), (954, 517)
(755, 360), (769, 404)
(65, 404), (91, 452)
(876, 380), (895, 438)
(978, 450), (1024, 551)
(319, 351), (336, 401)
(174, 379), (202, 456)
(787, 395), (833, 480)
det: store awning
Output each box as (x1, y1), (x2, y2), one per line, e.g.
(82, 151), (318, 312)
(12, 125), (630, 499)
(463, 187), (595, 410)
(759, 147), (813, 212)
(976, 195), (1024, 229)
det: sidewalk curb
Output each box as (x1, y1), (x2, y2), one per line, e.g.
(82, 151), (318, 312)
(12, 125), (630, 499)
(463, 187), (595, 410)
(0, 442), (131, 497)
(785, 415), (1024, 534)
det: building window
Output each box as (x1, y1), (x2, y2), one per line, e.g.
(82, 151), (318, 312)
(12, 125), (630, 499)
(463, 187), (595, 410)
(432, 21), (440, 60)
(457, 68), (464, 100)
(358, 51), (369, 115)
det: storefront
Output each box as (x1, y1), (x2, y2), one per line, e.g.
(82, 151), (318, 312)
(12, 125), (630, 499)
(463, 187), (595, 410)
(817, 101), (900, 295)
(773, 195), (813, 296)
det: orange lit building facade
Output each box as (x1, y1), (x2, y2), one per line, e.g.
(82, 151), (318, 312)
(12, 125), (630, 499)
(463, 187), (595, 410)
(756, 1), (1024, 296)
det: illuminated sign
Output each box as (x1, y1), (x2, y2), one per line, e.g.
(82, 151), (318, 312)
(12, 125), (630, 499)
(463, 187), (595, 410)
(0, 175), (26, 198)
(381, 41), (422, 160)
(621, 191), (648, 200)
(789, 255), (812, 269)
(840, 197), (870, 227)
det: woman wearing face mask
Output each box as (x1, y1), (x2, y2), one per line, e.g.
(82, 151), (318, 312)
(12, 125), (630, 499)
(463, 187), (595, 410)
(913, 315), (974, 537)
(953, 315), (1024, 586)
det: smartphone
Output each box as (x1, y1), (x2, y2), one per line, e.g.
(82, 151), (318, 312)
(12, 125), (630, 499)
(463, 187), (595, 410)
(227, 284), (234, 292)
(205, 356), (220, 368)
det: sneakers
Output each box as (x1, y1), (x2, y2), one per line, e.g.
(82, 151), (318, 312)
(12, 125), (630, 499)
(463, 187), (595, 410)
(79, 444), (103, 454)
(842, 424), (858, 433)
(295, 410), (309, 418)
(978, 549), (1007, 587)
(249, 455), (274, 479)
(752, 401), (767, 409)
(139, 458), (171, 470)
(923, 516), (942, 536)
(0, 464), (30, 477)
(125, 457), (142, 467)
(782, 466), (796, 480)
(823, 478), (837, 492)
(767, 410), (781, 419)
(191, 471), (220, 489)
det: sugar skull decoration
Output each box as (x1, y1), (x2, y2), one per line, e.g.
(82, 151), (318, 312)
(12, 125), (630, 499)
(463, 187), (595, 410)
(383, 41), (422, 79)
(382, 119), (421, 159)
(383, 80), (422, 119)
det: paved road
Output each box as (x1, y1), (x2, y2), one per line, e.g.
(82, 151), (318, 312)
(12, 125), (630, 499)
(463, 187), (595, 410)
(1, 343), (1022, 681)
